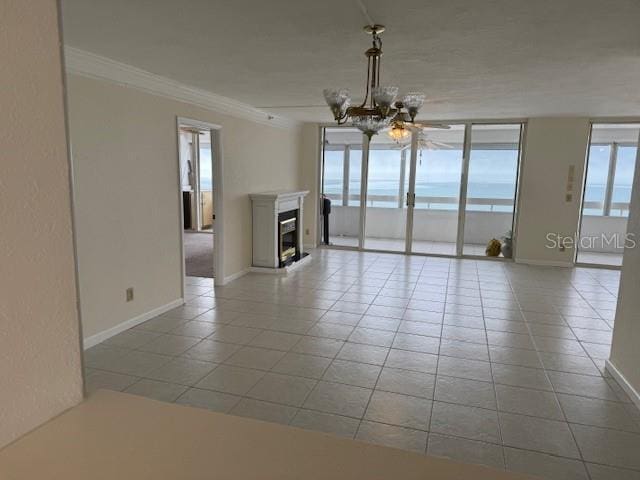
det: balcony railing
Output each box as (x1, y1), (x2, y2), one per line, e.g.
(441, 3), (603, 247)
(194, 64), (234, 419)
(324, 193), (514, 211)
(324, 194), (630, 216)
(583, 200), (630, 217)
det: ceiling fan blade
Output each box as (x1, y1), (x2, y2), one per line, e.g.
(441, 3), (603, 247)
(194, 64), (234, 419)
(431, 140), (453, 148)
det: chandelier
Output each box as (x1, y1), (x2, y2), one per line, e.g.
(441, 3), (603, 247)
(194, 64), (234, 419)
(323, 24), (425, 139)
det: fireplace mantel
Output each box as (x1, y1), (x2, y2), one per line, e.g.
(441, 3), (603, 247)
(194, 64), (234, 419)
(250, 190), (309, 270)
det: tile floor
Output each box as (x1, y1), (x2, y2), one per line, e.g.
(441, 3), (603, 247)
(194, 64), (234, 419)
(84, 248), (640, 480)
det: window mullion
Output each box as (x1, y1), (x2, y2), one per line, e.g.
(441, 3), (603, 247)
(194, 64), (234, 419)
(603, 142), (618, 216)
(342, 145), (350, 207)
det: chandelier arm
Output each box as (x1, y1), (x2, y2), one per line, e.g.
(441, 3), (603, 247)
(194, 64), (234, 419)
(358, 55), (372, 109)
(375, 33), (382, 90)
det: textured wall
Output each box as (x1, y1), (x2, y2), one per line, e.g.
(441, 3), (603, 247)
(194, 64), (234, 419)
(0, 0), (83, 448)
(515, 118), (590, 264)
(610, 138), (640, 398)
(299, 124), (320, 246)
(65, 74), (301, 341)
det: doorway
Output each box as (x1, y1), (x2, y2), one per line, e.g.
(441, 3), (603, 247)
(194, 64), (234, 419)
(177, 119), (221, 280)
(320, 123), (523, 259)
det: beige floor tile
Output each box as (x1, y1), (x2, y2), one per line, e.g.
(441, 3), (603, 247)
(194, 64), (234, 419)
(586, 463), (640, 480)
(248, 330), (302, 351)
(427, 434), (504, 470)
(196, 364), (264, 395)
(103, 330), (162, 349)
(558, 394), (640, 432)
(182, 339), (240, 363)
(430, 402), (500, 443)
(435, 376), (497, 410)
(145, 357), (217, 385)
(348, 327), (395, 347)
(437, 356), (492, 382)
(376, 367), (435, 399)
(290, 409), (360, 438)
(571, 423), (640, 470)
(137, 334), (201, 356)
(392, 333), (440, 354)
(175, 387), (241, 413)
(500, 412), (580, 459)
(356, 421), (427, 453)
(337, 342), (389, 365)
(125, 379), (187, 402)
(364, 391), (432, 430)
(303, 381), (372, 418)
(322, 359), (381, 389)
(230, 398), (297, 425)
(247, 372), (316, 407)
(495, 384), (564, 420)
(385, 349), (438, 374)
(84, 369), (138, 394)
(272, 352), (331, 379)
(504, 447), (588, 480)
(223, 346), (286, 370)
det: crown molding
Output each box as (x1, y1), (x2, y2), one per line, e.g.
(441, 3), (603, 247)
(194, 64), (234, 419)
(63, 46), (299, 130)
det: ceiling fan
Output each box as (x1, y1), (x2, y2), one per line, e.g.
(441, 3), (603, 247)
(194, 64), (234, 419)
(387, 117), (450, 143)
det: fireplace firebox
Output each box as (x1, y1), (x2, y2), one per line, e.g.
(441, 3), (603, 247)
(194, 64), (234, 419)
(278, 210), (298, 266)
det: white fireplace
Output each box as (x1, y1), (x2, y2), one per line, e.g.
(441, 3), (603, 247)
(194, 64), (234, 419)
(250, 190), (309, 270)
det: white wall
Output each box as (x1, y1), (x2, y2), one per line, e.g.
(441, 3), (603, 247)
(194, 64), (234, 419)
(609, 145), (640, 405)
(513, 118), (591, 265)
(0, 0), (83, 448)
(299, 123), (320, 247)
(66, 74), (301, 341)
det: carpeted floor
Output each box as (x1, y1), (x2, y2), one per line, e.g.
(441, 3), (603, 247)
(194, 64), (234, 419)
(184, 231), (214, 278)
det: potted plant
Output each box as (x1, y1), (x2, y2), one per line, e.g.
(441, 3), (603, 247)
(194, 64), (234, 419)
(501, 230), (513, 258)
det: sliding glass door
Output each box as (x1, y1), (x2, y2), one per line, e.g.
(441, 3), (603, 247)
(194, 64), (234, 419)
(363, 130), (409, 252)
(462, 124), (522, 256)
(577, 123), (640, 266)
(410, 125), (465, 255)
(320, 122), (524, 258)
(321, 127), (363, 247)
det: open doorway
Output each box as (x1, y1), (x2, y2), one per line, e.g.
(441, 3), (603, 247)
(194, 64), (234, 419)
(177, 119), (220, 280)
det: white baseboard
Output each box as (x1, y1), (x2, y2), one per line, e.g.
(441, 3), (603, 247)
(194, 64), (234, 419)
(515, 257), (574, 268)
(83, 298), (184, 350)
(220, 268), (249, 286)
(605, 359), (640, 411)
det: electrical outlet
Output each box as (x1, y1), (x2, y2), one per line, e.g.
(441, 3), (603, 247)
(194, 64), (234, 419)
(126, 287), (134, 302)
(305, 228), (310, 235)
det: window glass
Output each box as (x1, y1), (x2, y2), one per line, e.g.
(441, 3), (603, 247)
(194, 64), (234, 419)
(611, 146), (637, 217)
(322, 149), (344, 203)
(367, 148), (403, 208)
(583, 145), (610, 216)
(348, 149), (362, 206)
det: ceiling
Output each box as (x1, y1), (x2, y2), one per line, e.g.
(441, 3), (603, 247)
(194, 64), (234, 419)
(61, 0), (640, 123)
